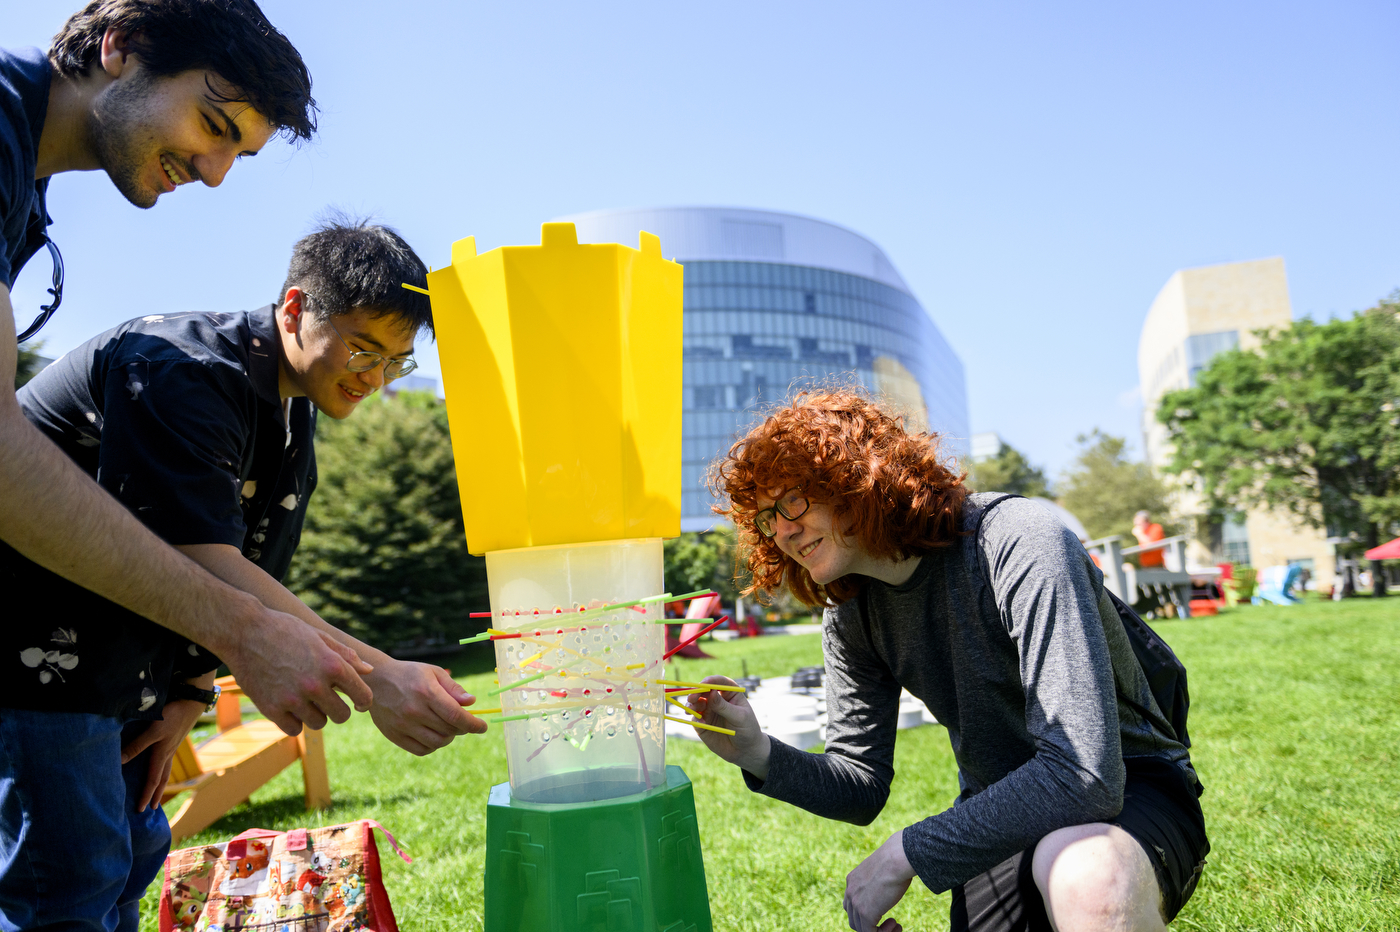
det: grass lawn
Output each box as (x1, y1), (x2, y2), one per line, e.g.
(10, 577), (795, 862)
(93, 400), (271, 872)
(141, 598), (1399, 930)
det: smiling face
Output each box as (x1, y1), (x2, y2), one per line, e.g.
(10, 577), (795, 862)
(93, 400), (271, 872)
(276, 289), (418, 418)
(88, 63), (274, 208)
(759, 492), (869, 586)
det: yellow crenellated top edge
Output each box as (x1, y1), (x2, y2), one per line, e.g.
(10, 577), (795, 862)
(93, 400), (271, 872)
(444, 224), (678, 268)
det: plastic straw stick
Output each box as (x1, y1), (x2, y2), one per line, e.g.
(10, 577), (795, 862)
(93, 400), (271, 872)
(467, 707), (501, 715)
(624, 703), (653, 791)
(459, 632), (490, 645)
(662, 614), (731, 660)
(666, 695), (702, 718)
(468, 611), (493, 618)
(625, 663), (646, 670)
(489, 713), (533, 723)
(517, 650), (544, 668)
(401, 283), (430, 296)
(662, 714), (735, 736)
(664, 687), (710, 696)
(656, 679), (746, 693)
(488, 667), (552, 696)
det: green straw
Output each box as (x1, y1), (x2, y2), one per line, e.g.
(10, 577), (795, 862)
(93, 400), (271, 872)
(459, 632), (491, 645)
(488, 667), (554, 696)
(489, 713), (533, 723)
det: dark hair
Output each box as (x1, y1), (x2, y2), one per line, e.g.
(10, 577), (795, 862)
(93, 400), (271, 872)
(50, 0), (316, 141)
(711, 386), (967, 607)
(280, 215), (433, 338)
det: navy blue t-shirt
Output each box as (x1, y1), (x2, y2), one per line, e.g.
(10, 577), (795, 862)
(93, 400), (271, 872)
(0, 307), (319, 718)
(0, 47), (52, 290)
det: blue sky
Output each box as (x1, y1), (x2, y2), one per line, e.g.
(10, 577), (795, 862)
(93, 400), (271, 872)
(9, 1), (1398, 477)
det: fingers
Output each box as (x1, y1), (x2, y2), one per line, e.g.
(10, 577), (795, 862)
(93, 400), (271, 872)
(316, 633), (374, 713)
(318, 630), (374, 675)
(151, 760), (172, 813)
(266, 709), (306, 737)
(139, 752), (172, 813)
(426, 666), (482, 734)
(120, 724), (159, 765)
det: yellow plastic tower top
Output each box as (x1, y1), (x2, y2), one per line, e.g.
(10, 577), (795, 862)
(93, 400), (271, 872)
(426, 223), (683, 554)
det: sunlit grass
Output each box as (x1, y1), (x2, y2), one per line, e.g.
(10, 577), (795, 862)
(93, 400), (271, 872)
(141, 598), (1399, 930)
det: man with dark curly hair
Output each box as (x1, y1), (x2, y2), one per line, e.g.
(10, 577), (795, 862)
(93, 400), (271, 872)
(688, 389), (1209, 932)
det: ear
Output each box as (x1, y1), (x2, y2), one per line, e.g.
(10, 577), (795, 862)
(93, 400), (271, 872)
(279, 288), (306, 334)
(98, 28), (139, 80)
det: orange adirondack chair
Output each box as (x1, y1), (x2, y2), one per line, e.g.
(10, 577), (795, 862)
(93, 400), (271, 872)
(160, 675), (331, 843)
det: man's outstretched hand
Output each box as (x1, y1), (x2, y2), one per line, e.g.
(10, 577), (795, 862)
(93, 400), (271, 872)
(367, 659), (489, 755)
(844, 829), (916, 932)
(685, 675), (771, 779)
(224, 609), (374, 736)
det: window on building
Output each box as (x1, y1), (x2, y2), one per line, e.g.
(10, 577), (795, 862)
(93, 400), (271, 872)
(804, 292), (816, 313)
(1186, 330), (1240, 387)
(1221, 513), (1250, 566)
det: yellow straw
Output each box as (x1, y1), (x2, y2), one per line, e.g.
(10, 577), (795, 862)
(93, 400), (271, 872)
(663, 714), (735, 736)
(401, 283), (430, 295)
(666, 695), (702, 719)
(517, 650), (543, 668)
(467, 706), (502, 715)
(625, 663), (646, 670)
(656, 679), (746, 693)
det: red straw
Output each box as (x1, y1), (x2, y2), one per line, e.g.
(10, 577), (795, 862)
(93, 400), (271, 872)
(662, 614), (731, 661)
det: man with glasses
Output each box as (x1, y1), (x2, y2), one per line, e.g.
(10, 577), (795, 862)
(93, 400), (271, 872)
(3, 218), (488, 923)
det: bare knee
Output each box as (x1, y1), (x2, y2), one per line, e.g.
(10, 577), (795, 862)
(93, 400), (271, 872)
(1032, 823), (1164, 932)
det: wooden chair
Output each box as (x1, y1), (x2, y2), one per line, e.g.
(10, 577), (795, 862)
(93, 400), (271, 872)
(161, 675), (331, 843)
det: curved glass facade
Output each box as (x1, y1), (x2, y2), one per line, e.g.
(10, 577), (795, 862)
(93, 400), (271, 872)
(681, 260), (968, 528)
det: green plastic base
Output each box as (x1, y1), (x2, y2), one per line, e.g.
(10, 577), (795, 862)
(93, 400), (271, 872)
(484, 765), (713, 932)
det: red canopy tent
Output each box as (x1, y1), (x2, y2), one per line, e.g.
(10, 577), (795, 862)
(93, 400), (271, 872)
(1364, 537), (1400, 561)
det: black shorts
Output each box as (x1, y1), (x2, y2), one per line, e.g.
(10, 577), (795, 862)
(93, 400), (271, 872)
(949, 757), (1209, 931)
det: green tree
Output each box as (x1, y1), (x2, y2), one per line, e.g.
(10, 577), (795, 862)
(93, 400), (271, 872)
(286, 391), (488, 651)
(1158, 300), (1400, 597)
(15, 340), (44, 389)
(663, 525), (741, 605)
(967, 442), (1051, 498)
(1058, 430), (1174, 543)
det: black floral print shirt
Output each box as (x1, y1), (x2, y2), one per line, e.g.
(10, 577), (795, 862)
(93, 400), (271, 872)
(0, 306), (317, 719)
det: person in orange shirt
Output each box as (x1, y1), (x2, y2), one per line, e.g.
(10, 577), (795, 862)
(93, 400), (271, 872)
(1133, 511), (1167, 568)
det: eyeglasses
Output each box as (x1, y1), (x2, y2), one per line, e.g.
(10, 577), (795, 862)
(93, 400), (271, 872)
(16, 236), (64, 344)
(303, 293), (418, 381)
(754, 489), (811, 538)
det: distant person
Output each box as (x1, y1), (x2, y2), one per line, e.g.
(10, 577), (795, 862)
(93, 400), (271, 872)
(2, 219), (489, 925)
(688, 389), (1207, 932)
(1133, 510), (1167, 568)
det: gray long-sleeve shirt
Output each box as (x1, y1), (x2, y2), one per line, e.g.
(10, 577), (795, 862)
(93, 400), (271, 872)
(746, 493), (1195, 894)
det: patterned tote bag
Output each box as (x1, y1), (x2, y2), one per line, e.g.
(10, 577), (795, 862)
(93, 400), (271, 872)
(158, 820), (410, 932)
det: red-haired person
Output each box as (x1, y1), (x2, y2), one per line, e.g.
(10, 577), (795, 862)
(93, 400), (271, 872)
(689, 390), (1208, 932)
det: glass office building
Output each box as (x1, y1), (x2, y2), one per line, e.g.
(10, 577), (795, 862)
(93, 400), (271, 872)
(559, 207), (968, 530)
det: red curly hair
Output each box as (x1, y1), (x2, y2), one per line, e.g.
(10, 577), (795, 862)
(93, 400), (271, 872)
(711, 387), (968, 607)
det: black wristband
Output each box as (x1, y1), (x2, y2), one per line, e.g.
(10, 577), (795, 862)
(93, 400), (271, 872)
(168, 682), (220, 710)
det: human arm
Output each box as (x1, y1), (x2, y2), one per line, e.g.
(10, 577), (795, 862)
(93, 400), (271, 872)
(844, 829), (915, 932)
(0, 285), (371, 734)
(898, 500), (1126, 893)
(177, 543), (489, 755)
(120, 670), (216, 812)
(689, 613), (902, 825)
